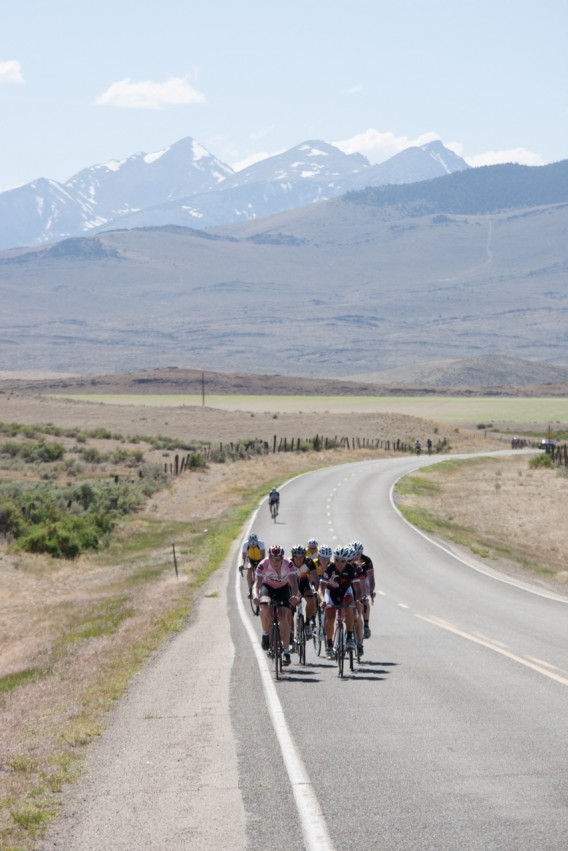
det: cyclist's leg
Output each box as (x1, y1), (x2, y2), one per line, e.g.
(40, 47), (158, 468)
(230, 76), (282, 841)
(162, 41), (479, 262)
(246, 565), (254, 597)
(277, 603), (292, 650)
(304, 589), (316, 627)
(323, 594), (337, 657)
(362, 575), (373, 637)
(343, 590), (356, 648)
(273, 586), (292, 664)
(258, 584), (274, 649)
(355, 599), (365, 655)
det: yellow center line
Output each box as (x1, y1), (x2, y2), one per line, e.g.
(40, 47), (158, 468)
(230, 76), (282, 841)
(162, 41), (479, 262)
(524, 655), (568, 676)
(416, 614), (568, 687)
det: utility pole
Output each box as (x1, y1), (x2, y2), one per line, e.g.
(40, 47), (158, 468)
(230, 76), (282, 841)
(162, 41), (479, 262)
(202, 371), (205, 407)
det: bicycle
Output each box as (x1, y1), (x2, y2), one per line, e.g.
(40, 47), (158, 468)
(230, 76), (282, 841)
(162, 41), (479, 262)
(313, 603), (325, 657)
(294, 598), (307, 665)
(266, 601), (288, 680)
(240, 560), (260, 615)
(270, 500), (279, 521)
(332, 606), (356, 677)
(332, 607), (346, 677)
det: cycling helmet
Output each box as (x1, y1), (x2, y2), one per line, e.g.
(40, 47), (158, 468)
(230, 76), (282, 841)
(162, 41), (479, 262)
(318, 545), (332, 559)
(248, 533), (258, 545)
(268, 544), (284, 558)
(291, 545), (306, 557)
(307, 538), (318, 548)
(350, 540), (364, 555)
(333, 545), (352, 561)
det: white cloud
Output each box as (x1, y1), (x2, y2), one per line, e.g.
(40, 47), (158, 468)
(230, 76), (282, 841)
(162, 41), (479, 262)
(95, 75), (206, 110)
(343, 84), (363, 94)
(465, 147), (545, 167)
(333, 128), (441, 164)
(0, 60), (24, 84)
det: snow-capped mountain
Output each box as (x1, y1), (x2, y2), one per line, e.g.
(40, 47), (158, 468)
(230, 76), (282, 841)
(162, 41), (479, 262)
(221, 140), (369, 188)
(347, 140), (469, 189)
(106, 140), (374, 232)
(0, 136), (469, 250)
(65, 136), (233, 229)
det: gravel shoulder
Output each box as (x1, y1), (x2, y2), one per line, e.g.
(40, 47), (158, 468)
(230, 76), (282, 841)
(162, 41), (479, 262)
(37, 554), (245, 851)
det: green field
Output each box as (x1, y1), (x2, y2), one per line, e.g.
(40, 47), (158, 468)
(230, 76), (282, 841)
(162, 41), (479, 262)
(51, 394), (568, 425)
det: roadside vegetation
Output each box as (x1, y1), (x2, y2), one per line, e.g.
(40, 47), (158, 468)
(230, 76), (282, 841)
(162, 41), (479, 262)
(395, 454), (568, 580)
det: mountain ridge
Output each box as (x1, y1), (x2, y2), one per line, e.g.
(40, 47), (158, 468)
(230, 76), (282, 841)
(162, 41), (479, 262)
(0, 136), (469, 250)
(1, 158), (566, 379)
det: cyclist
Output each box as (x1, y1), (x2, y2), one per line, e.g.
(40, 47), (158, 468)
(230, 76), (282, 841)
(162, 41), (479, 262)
(252, 544), (300, 666)
(306, 538), (319, 560)
(318, 545), (361, 660)
(313, 544), (332, 577)
(240, 532), (266, 599)
(351, 540), (375, 639)
(290, 545), (319, 638)
(268, 487), (280, 516)
(311, 543), (332, 636)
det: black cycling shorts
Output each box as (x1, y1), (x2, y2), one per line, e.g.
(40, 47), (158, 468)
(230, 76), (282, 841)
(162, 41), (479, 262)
(298, 576), (315, 596)
(259, 583), (291, 608)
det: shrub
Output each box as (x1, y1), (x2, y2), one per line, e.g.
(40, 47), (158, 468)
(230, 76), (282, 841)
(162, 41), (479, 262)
(79, 446), (106, 464)
(16, 516), (103, 559)
(529, 453), (553, 469)
(188, 452), (206, 470)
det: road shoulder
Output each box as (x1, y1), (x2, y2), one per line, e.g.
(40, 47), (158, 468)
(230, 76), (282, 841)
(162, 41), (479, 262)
(37, 560), (245, 851)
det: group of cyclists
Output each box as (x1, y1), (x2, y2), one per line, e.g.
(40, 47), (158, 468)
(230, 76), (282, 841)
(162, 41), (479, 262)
(240, 529), (376, 667)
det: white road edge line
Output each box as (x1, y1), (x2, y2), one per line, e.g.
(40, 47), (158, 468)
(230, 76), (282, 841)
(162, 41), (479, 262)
(236, 509), (336, 851)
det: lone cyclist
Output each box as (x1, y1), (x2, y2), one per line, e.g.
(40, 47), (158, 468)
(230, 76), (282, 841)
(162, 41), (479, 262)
(268, 486), (280, 516)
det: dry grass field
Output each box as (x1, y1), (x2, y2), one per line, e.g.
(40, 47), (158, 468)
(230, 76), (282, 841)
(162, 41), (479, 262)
(0, 387), (566, 849)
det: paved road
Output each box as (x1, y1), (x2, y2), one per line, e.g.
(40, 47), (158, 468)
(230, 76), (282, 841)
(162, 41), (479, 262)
(233, 454), (568, 850)
(40, 453), (568, 850)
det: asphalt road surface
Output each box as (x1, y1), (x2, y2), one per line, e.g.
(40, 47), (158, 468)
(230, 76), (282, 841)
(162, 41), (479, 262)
(40, 453), (568, 851)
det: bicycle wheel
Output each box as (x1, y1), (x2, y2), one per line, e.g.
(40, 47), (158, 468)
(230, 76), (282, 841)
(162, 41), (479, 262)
(249, 593), (260, 616)
(315, 609), (323, 656)
(336, 624), (345, 678)
(272, 618), (282, 680)
(349, 643), (355, 672)
(296, 612), (306, 665)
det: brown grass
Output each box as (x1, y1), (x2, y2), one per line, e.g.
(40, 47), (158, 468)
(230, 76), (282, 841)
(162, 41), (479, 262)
(395, 455), (568, 588)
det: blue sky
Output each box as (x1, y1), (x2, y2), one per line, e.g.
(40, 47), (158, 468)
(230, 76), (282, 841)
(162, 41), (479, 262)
(1, 0), (566, 191)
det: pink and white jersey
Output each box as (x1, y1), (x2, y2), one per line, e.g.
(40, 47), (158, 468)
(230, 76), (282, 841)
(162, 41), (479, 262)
(255, 557), (297, 589)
